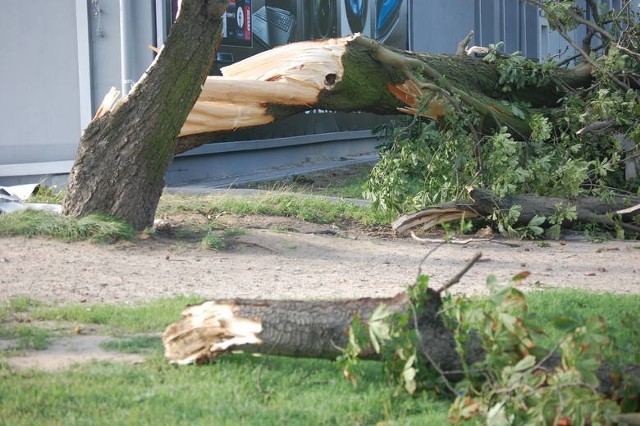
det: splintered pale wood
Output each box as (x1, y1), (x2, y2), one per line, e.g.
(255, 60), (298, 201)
(179, 37), (350, 137)
(392, 205), (480, 235)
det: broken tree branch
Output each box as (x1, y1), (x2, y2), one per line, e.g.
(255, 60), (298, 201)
(167, 34), (593, 154)
(393, 187), (640, 236)
(436, 252), (482, 295)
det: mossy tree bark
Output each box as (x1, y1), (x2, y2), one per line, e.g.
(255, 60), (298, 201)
(62, 0), (228, 230)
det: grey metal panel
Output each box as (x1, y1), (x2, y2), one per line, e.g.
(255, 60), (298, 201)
(88, 0), (155, 111)
(88, 0), (123, 111)
(522, 2), (539, 59)
(166, 135), (382, 186)
(478, 0), (500, 46)
(0, 1), (81, 164)
(410, 0), (476, 54)
(503, 0), (520, 53)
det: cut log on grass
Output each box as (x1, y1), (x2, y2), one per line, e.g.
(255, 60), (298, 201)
(161, 290), (477, 376)
(393, 187), (640, 235)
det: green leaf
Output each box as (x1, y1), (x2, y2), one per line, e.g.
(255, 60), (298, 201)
(368, 304), (392, 353)
(513, 354), (536, 372)
(552, 316), (580, 332)
(498, 312), (519, 333)
(402, 355), (418, 394)
(487, 401), (513, 426)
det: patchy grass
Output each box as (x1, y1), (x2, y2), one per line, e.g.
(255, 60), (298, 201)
(0, 298), (51, 351)
(8, 296), (39, 313)
(26, 185), (65, 204)
(1, 289), (639, 424)
(27, 296), (205, 335)
(158, 192), (393, 227)
(0, 325), (51, 351)
(156, 163), (392, 228)
(0, 210), (134, 243)
(100, 335), (163, 354)
(0, 354), (449, 425)
(525, 289), (640, 363)
(201, 231), (226, 250)
(240, 163), (374, 199)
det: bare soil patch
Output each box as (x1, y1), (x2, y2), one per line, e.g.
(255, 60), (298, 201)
(2, 335), (146, 372)
(1, 213), (639, 307)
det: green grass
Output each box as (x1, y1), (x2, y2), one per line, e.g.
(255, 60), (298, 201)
(0, 210), (134, 243)
(29, 296), (205, 334)
(525, 289), (640, 363)
(0, 290), (638, 424)
(158, 192), (393, 226)
(0, 354), (449, 425)
(201, 231), (226, 250)
(26, 185), (65, 204)
(0, 325), (51, 351)
(100, 335), (163, 354)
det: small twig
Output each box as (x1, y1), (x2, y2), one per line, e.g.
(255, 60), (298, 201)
(411, 231), (521, 248)
(556, 44), (602, 67)
(576, 120), (616, 135)
(410, 231), (490, 245)
(436, 252), (482, 295)
(617, 203), (640, 215)
(455, 30), (474, 56)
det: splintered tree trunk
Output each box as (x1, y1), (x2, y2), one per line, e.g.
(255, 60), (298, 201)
(62, 0), (228, 230)
(162, 289), (475, 375)
(175, 35), (593, 154)
(63, 27), (592, 227)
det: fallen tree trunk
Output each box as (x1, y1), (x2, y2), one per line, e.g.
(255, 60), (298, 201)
(162, 284), (639, 399)
(161, 290), (474, 374)
(69, 30), (593, 228)
(393, 187), (640, 235)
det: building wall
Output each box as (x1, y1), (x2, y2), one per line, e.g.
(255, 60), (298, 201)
(0, 0), (159, 185)
(409, 0), (476, 54)
(410, 0), (590, 62)
(0, 1), (82, 165)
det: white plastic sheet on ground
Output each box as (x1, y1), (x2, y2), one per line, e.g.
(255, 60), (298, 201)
(0, 184), (61, 214)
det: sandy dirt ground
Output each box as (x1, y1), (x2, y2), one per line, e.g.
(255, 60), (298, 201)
(1, 217), (639, 306)
(1, 214), (639, 371)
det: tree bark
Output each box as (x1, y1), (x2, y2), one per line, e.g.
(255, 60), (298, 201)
(62, 0), (228, 230)
(162, 289), (479, 375)
(393, 188), (640, 235)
